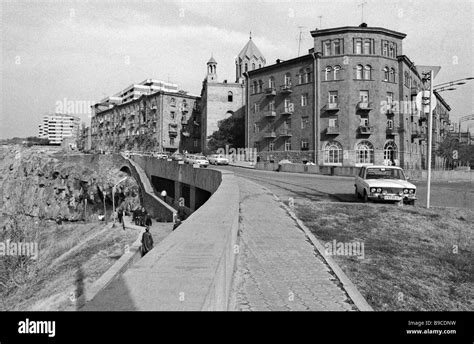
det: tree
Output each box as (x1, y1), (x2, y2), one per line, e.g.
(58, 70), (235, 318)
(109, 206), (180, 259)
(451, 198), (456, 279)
(437, 136), (459, 169)
(207, 114), (244, 153)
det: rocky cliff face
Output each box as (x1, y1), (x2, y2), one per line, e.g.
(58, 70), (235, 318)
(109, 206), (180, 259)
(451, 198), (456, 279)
(0, 146), (139, 223)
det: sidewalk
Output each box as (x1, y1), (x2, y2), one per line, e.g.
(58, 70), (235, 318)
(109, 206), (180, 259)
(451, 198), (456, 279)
(230, 177), (356, 311)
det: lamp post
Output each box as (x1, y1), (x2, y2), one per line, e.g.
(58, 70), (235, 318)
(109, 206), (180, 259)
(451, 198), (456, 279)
(112, 177), (128, 227)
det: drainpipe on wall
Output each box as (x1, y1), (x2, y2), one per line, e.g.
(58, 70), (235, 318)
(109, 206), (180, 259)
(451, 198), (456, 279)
(243, 72), (249, 150)
(312, 52), (321, 164)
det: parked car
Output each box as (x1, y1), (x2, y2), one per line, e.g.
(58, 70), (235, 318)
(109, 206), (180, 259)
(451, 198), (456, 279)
(208, 154), (229, 165)
(171, 153), (184, 161)
(355, 166), (416, 205)
(183, 154), (194, 164)
(152, 152), (168, 159)
(190, 155), (209, 168)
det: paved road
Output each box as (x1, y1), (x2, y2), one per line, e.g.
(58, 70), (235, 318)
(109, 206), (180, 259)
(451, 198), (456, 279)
(217, 166), (473, 209)
(230, 178), (355, 311)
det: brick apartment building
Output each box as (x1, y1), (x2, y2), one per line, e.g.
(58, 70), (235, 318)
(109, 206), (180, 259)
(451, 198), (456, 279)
(245, 23), (451, 169)
(91, 80), (199, 154)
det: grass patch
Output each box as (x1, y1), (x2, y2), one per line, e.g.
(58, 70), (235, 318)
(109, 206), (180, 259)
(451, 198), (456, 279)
(295, 201), (473, 311)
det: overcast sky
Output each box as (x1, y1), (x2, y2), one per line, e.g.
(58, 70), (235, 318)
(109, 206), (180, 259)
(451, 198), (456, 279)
(1, 0), (472, 138)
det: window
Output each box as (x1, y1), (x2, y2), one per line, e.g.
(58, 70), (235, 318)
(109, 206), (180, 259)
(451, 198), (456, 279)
(359, 90), (369, 103)
(269, 100), (275, 111)
(355, 40), (362, 54)
(387, 119), (393, 129)
(269, 141), (274, 151)
(301, 93), (308, 106)
(382, 41), (388, 56)
(328, 91), (338, 104)
(252, 63), (255, 70)
(389, 43), (395, 58)
(356, 65), (363, 80)
(284, 73), (291, 86)
(356, 141), (374, 164)
(333, 40), (341, 55)
(329, 118), (338, 127)
(245, 63), (248, 72)
(360, 117), (369, 126)
(254, 103), (260, 113)
(170, 137), (175, 146)
(363, 40), (371, 54)
(170, 111), (175, 120)
(304, 68), (311, 83)
(269, 77), (275, 89)
(252, 81), (257, 94)
(170, 98), (176, 107)
(301, 116), (309, 129)
(324, 41), (331, 56)
(284, 138), (292, 151)
(323, 141), (343, 164)
(325, 66), (332, 81)
(389, 68), (396, 83)
(383, 67), (389, 81)
(298, 70), (304, 84)
(333, 65), (341, 80)
(284, 98), (292, 113)
(254, 124), (260, 133)
(386, 92), (393, 105)
(383, 141), (397, 164)
(258, 80), (263, 93)
(364, 65), (372, 80)
(228, 91), (233, 102)
(193, 139), (198, 147)
(301, 139), (309, 151)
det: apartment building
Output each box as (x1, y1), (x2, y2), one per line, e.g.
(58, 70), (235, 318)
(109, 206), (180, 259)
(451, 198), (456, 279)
(38, 114), (81, 145)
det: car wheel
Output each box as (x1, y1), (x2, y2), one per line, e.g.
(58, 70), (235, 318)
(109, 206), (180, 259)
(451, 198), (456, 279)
(363, 190), (369, 203)
(355, 186), (360, 199)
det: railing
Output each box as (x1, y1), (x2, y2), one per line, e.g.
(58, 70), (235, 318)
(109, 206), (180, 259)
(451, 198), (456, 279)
(265, 87), (277, 96)
(326, 102), (339, 111)
(280, 84), (293, 93)
(263, 110), (276, 118)
(262, 130), (276, 139)
(356, 101), (373, 111)
(280, 108), (293, 116)
(278, 128), (292, 137)
(326, 126), (340, 135)
(358, 125), (374, 134)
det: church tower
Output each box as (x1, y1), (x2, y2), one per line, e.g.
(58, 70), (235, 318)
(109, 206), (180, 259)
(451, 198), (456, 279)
(207, 55), (218, 82)
(235, 33), (266, 83)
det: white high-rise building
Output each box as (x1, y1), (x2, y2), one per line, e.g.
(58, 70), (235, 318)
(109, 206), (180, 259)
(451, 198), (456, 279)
(38, 114), (81, 144)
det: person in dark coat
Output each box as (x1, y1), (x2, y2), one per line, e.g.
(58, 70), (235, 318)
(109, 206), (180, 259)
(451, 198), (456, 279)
(141, 226), (154, 256)
(173, 197), (187, 231)
(145, 213), (152, 227)
(117, 209), (123, 224)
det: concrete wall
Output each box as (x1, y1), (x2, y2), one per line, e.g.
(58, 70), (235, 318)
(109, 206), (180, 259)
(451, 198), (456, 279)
(131, 155), (222, 193)
(405, 169), (473, 182)
(83, 169), (240, 311)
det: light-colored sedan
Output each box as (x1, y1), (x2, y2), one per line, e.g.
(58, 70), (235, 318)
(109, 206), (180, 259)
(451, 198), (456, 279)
(208, 154), (229, 165)
(355, 166), (417, 205)
(192, 155), (209, 168)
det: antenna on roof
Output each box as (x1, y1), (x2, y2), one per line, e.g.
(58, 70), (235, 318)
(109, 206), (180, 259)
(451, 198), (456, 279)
(249, 31), (252, 40)
(297, 26), (307, 56)
(358, 0), (368, 23)
(318, 15), (323, 28)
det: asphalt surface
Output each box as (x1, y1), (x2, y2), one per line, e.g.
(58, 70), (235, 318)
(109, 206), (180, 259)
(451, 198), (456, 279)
(215, 166), (473, 209)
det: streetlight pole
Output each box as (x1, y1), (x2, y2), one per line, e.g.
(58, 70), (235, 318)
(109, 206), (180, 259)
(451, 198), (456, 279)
(427, 70), (434, 209)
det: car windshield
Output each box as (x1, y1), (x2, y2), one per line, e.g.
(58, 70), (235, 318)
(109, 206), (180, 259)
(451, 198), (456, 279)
(366, 168), (405, 180)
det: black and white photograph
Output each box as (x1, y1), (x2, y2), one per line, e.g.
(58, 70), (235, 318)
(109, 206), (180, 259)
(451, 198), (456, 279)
(0, 0), (472, 341)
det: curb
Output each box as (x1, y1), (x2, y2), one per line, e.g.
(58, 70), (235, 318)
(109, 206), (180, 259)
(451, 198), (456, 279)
(228, 163), (256, 170)
(258, 184), (374, 312)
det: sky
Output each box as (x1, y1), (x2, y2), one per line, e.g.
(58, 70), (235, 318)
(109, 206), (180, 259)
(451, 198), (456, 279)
(1, 0), (473, 138)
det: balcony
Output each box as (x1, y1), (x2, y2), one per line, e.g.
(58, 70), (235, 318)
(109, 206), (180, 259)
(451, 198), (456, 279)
(280, 108), (293, 116)
(386, 104), (396, 116)
(326, 126), (340, 135)
(386, 127), (399, 136)
(169, 123), (178, 136)
(263, 110), (276, 118)
(262, 130), (276, 139)
(358, 125), (374, 135)
(411, 87), (419, 96)
(280, 84), (293, 93)
(325, 102), (340, 112)
(265, 87), (277, 96)
(278, 128), (292, 137)
(356, 101), (373, 111)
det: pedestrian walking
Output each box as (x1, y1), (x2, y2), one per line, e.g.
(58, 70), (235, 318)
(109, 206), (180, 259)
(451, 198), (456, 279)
(173, 197), (187, 231)
(117, 209), (123, 224)
(145, 213), (152, 227)
(141, 226), (154, 256)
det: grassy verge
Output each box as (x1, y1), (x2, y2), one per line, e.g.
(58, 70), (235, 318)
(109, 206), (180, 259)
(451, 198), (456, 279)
(294, 201), (473, 311)
(2, 221), (138, 311)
